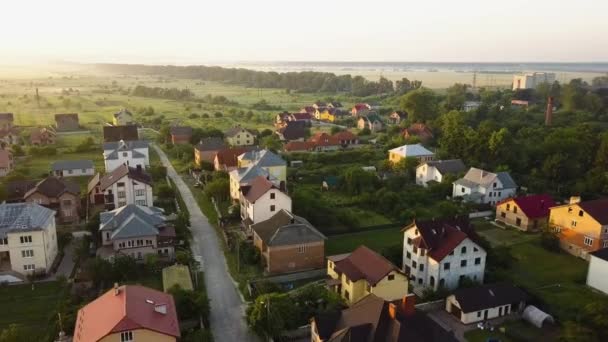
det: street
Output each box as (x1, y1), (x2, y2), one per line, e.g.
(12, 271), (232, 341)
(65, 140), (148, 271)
(152, 144), (258, 342)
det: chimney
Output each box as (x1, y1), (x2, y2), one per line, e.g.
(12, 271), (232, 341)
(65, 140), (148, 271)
(545, 96), (554, 126)
(154, 304), (167, 315)
(114, 283), (120, 295)
(401, 294), (416, 317)
(569, 196), (581, 205)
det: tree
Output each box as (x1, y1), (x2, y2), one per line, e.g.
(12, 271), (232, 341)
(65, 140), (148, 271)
(10, 144), (24, 156)
(393, 157), (419, 179)
(0, 324), (36, 342)
(205, 177), (230, 202)
(445, 83), (468, 110)
(341, 167), (377, 195)
(399, 88), (437, 122)
(260, 135), (282, 152)
(169, 286), (210, 322)
(247, 293), (297, 339)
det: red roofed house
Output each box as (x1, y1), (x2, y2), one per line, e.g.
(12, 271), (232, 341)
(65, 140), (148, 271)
(351, 103), (371, 116)
(496, 194), (555, 231)
(214, 147), (252, 171)
(402, 123), (434, 142)
(240, 176), (291, 225)
(283, 140), (315, 153)
(402, 216), (486, 292)
(309, 132), (341, 152)
(284, 130), (359, 153)
(73, 284), (180, 342)
(327, 245), (408, 305)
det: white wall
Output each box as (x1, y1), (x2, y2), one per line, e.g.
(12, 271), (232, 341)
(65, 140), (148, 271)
(55, 168), (95, 177)
(7, 216), (58, 276)
(416, 165), (442, 187)
(446, 295), (514, 324)
(248, 190), (292, 224)
(587, 255), (608, 294)
(104, 174), (153, 208)
(104, 147), (149, 172)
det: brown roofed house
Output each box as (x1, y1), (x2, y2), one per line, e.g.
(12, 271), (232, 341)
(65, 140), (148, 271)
(30, 127), (56, 145)
(496, 194), (555, 231)
(24, 176), (81, 223)
(402, 123), (434, 142)
(103, 125), (139, 142)
(251, 209), (326, 274)
(170, 126), (193, 145)
(55, 113), (80, 132)
(5, 180), (37, 203)
(214, 146), (252, 171)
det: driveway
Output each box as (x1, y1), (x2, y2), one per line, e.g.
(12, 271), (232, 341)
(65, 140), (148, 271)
(153, 144), (258, 342)
(54, 240), (76, 279)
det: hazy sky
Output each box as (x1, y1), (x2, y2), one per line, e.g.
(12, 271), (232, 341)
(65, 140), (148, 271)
(1, 0), (607, 64)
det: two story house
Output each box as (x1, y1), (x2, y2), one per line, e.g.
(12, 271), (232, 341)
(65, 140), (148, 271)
(251, 209), (326, 274)
(402, 216), (486, 292)
(351, 103), (371, 116)
(357, 113), (384, 132)
(51, 160), (95, 178)
(240, 176), (291, 227)
(416, 159), (466, 187)
(452, 167), (517, 205)
(225, 127), (255, 146)
(103, 140), (150, 172)
(24, 176), (81, 224)
(112, 108), (135, 126)
(229, 149), (287, 200)
(89, 164), (153, 210)
(73, 284), (180, 342)
(193, 137), (226, 166)
(0, 203), (58, 276)
(549, 197), (608, 259)
(327, 245), (408, 305)
(389, 143), (435, 165)
(495, 194), (555, 231)
(97, 204), (175, 261)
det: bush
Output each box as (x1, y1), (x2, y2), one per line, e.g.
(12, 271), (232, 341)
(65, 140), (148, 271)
(540, 227), (561, 252)
(239, 241), (260, 265)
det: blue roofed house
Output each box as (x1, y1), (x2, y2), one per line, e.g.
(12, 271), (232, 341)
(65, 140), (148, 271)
(51, 160), (95, 177)
(97, 204), (176, 261)
(103, 140), (150, 172)
(452, 167), (517, 206)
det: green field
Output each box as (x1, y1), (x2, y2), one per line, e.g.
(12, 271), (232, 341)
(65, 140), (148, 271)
(0, 281), (64, 330)
(325, 227), (402, 255)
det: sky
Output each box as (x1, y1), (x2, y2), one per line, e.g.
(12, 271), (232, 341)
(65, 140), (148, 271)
(0, 0), (607, 64)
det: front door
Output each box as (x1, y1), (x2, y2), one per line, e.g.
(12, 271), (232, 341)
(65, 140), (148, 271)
(499, 307), (503, 316)
(484, 310), (488, 320)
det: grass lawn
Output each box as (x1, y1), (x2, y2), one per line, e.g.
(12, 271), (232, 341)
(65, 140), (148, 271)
(325, 227), (402, 255)
(464, 319), (545, 342)
(473, 221), (537, 247)
(0, 281), (64, 330)
(162, 264), (194, 291)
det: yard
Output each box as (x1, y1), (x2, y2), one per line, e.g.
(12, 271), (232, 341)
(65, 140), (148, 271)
(464, 319), (547, 342)
(325, 227), (402, 255)
(0, 281), (65, 331)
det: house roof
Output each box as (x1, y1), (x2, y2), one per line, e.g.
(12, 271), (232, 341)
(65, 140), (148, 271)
(284, 141), (314, 152)
(310, 132), (341, 147)
(240, 149), (286, 167)
(330, 245), (400, 286)
(403, 123), (433, 139)
(0, 150), (11, 168)
(300, 106), (316, 114)
(103, 125), (139, 142)
(113, 108), (133, 118)
(194, 137), (226, 151)
(498, 194), (555, 219)
(456, 167), (517, 190)
(224, 126), (253, 137)
(353, 103), (370, 111)
(103, 140), (148, 152)
(51, 159), (94, 171)
(452, 284), (528, 313)
(578, 199), (608, 225)
(389, 144), (434, 158)
(277, 124), (307, 140)
(216, 147), (252, 169)
(232, 164), (272, 184)
(6, 180), (37, 202)
(403, 216), (482, 262)
(170, 126), (193, 136)
(87, 173), (101, 193)
(241, 176), (280, 203)
(291, 112), (313, 121)
(421, 159), (466, 175)
(24, 176), (80, 199)
(360, 113), (383, 124)
(391, 111), (408, 119)
(590, 247), (608, 262)
(73, 285), (180, 342)
(0, 203), (55, 238)
(0, 113), (14, 121)
(251, 209), (326, 247)
(98, 164), (152, 190)
(332, 130), (357, 141)
(100, 205), (167, 240)
(55, 113), (79, 122)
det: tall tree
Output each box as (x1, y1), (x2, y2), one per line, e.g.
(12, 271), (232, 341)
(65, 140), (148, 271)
(399, 88), (437, 122)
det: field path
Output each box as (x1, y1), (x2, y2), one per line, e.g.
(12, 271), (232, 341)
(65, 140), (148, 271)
(152, 144), (258, 342)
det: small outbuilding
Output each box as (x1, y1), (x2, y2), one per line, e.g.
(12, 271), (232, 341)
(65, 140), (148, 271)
(522, 305), (554, 328)
(445, 283), (528, 324)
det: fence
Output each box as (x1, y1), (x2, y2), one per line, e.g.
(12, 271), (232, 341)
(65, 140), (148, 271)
(469, 211), (494, 219)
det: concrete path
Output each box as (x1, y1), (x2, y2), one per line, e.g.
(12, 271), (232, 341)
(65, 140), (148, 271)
(54, 240), (76, 279)
(153, 144), (258, 342)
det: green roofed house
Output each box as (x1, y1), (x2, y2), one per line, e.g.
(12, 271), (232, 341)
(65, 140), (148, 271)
(162, 264), (194, 292)
(357, 112), (384, 133)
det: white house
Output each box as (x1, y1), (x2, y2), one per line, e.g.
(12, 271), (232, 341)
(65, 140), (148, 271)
(0, 203), (58, 276)
(103, 140), (149, 172)
(402, 217), (486, 292)
(51, 160), (95, 177)
(91, 164), (153, 210)
(240, 176), (291, 227)
(512, 72), (556, 90)
(416, 159), (466, 187)
(452, 167), (517, 206)
(587, 248), (608, 295)
(389, 143), (435, 164)
(445, 284), (528, 324)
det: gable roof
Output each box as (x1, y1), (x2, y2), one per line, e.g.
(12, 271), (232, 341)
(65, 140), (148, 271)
(578, 199), (608, 225)
(240, 149), (286, 167)
(215, 147), (252, 169)
(251, 209), (326, 247)
(99, 164), (152, 190)
(24, 176), (80, 199)
(103, 125), (139, 142)
(353, 103), (370, 111)
(389, 144), (434, 158)
(277, 124), (307, 140)
(330, 245), (400, 286)
(456, 167), (517, 190)
(284, 141), (314, 152)
(170, 126), (193, 136)
(194, 137), (226, 151)
(403, 123), (433, 139)
(113, 108), (133, 118)
(73, 285), (180, 342)
(6, 180), (37, 202)
(103, 140), (148, 152)
(290, 112), (313, 121)
(100, 205), (166, 240)
(0, 203), (56, 238)
(499, 194), (555, 219)
(332, 130), (357, 141)
(232, 164), (272, 184)
(422, 159), (466, 175)
(241, 176), (280, 203)
(225, 126), (253, 137)
(452, 284), (528, 313)
(51, 159), (94, 171)
(360, 113), (383, 124)
(403, 216), (482, 262)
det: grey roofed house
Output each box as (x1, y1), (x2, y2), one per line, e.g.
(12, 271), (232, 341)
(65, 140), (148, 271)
(251, 209), (326, 247)
(424, 159), (466, 175)
(194, 137), (226, 151)
(100, 204), (166, 240)
(102, 140), (148, 152)
(233, 164), (273, 184)
(451, 283), (529, 313)
(98, 164), (152, 191)
(455, 167), (517, 190)
(51, 160), (94, 171)
(0, 203), (55, 238)
(240, 149), (286, 167)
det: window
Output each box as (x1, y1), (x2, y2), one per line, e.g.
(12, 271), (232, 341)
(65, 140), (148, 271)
(297, 245), (307, 253)
(0, 238), (6, 245)
(270, 205), (276, 212)
(21, 250), (34, 258)
(387, 274), (395, 281)
(579, 210), (584, 217)
(122, 152), (128, 157)
(449, 250), (454, 256)
(344, 290), (350, 300)
(412, 261), (417, 268)
(366, 283), (371, 292)
(135, 200), (146, 206)
(413, 246), (418, 254)
(117, 182), (125, 187)
(20, 236), (32, 244)
(571, 220), (577, 228)
(414, 229), (419, 236)
(68, 169), (73, 174)
(420, 249), (425, 256)
(120, 331), (133, 342)
(146, 240), (152, 245)
(135, 189), (145, 196)
(498, 192), (502, 197)
(419, 264), (424, 271)
(513, 206), (518, 214)
(444, 262), (450, 270)
(475, 257), (481, 265)
(501, 212), (506, 218)
(270, 192), (275, 199)
(461, 187), (465, 193)
(461, 246), (467, 254)
(477, 311), (482, 318)
(568, 207), (573, 213)
(604, 240), (608, 248)
(118, 191), (126, 199)
(407, 238), (412, 245)
(584, 237), (594, 246)
(137, 240), (143, 246)
(493, 182), (497, 188)
(516, 218), (522, 226)
(506, 204), (510, 211)
(474, 247), (479, 252)
(406, 252), (411, 259)
(82, 168), (86, 173)
(461, 260), (467, 267)
(23, 264), (35, 271)
(417, 278), (423, 284)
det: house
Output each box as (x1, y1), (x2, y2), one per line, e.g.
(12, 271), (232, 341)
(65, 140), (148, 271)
(193, 137), (226, 166)
(54, 113), (80, 132)
(495, 194), (555, 231)
(284, 141), (315, 153)
(512, 72), (556, 90)
(51, 160), (95, 177)
(0, 203), (58, 276)
(229, 149), (287, 201)
(240, 176), (292, 226)
(389, 110), (408, 124)
(5, 180), (37, 203)
(214, 147), (252, 172)
(0, 113), (14, 130)
(416, 159), (466, 187)
(288, 112), (313, 125)
(402, 123), (434, 142)
(0, 127), (19, 146)
(300, 106), (316, 115)
(30, 127), (56, 145)
(331, 130), (359, 147)
(357, 113), (384, 132)
(169, 126), (193, 145)
(0, 149), (13, 177)
(315, 107), (344, 122)
(586, 248), (608, 295)
(275, 112), (291, 127)
(230, 165), (275, 201)
(327, 245), (408, 305)
(103, 140), (150, 172)
(88, 164), (153, 210)
(311, 294), (457, 342)
(251, 209), (326, 274)
(548, 197), (608, 259)
(97, 204), (175, 261)
(389, 144), (435, 164)
(308, 132), (341, 152)
(351, 103), (371, 116)
(103, 125), (139, 142)
(276, 121), (308, 141)
(452, 167), (517, 205)
(112, 108), (135, 126)
(73, 284), (180, 342)
(24, 176), (81, 224)
(225, 126), (256, 146)
(402, 216), (486, 291)
(445, 284), (528, 324)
